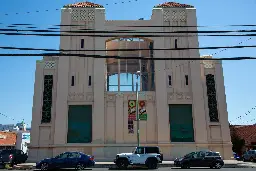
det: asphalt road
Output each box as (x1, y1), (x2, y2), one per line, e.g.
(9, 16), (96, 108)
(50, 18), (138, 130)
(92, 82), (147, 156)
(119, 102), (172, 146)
(4, 168), (256, 171)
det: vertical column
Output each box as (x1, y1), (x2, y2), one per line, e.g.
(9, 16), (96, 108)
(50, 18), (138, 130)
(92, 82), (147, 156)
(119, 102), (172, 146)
(53, 7), (71, 145)
(187, 9), (208, 143)
(54, 56), (70, 144)
(30, 61), (44, 146)
(116, 94), (124, 143)
(215, 62), (231, 142)
(151, 8), (169, 143)
(92, 8), (105, 143)
(154, 37), (170, 143)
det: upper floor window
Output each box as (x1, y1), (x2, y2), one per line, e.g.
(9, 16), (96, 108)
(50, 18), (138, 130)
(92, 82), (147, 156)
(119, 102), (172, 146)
(71, 76), (75, 86)
(175, 39), (178, 49)
(185, 75), (188, 85)
(88, 76), (91, 86)
(81, 39), (84, 48)
(168, 75), (172, 86)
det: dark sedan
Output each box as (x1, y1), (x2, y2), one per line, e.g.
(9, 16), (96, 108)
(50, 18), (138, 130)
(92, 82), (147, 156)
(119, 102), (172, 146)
(36, 151), (95, 170)
(174, 151), (224, 169)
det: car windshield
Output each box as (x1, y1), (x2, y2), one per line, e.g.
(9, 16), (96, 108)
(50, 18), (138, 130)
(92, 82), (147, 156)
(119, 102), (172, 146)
(132, 148), (137, 153)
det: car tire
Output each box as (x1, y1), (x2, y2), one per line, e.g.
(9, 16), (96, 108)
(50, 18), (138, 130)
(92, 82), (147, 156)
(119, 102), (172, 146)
(181, 163), (189, 169)
(146, 158), (158, 169)
(214, 162), (223, 169)
(116, 159), (128, 169)
(250, 157), (254, 162)
(76, 163), (84, 170)
(40, 163), (49, 171)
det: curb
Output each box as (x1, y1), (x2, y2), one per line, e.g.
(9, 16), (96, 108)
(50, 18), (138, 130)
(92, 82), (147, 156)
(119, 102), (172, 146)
(8, 163), (256, 170)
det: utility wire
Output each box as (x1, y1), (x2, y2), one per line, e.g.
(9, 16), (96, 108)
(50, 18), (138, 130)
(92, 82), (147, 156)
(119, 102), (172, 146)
(0, 0), (140, 16)
(0, 32), (255, 37)
(1, 45), (256, 52)
(0, 53), (256, 60)
(2, 23), (256, 28)
(2, 28), (256, 34)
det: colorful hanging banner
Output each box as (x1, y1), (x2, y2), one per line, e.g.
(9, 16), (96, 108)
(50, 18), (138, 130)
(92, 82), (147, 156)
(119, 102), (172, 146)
(139, 100), (147, 121)
(128, 100), (147, 121)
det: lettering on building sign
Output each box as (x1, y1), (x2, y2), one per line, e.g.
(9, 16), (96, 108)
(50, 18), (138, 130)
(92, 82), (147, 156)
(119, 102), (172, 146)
(0, 134), (7, 139)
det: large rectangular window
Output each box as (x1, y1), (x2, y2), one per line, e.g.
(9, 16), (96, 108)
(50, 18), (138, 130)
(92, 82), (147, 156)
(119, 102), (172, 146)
(67, 105), (92, 143)
(41, 75), (53, 123)
(169, 104), (194, 142)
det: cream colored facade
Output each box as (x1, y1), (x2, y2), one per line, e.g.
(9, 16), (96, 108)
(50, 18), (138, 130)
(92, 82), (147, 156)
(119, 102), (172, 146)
(29, 2), (233, 162)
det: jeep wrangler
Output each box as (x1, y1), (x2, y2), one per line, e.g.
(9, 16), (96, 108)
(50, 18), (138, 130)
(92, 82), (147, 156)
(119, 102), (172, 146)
(114, 146), (163, 169)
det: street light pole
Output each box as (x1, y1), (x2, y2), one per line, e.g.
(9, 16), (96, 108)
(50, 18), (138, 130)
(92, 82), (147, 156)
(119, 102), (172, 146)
(136, 71), (140, 147)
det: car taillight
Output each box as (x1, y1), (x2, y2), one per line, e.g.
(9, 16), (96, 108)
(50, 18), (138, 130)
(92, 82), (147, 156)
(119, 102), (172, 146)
(89, 156), (94, 161)
(9, 154), (13, 159)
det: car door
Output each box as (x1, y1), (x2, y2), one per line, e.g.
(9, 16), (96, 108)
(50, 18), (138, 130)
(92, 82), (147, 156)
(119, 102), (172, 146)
(132, 147), (145, 164)
(67, 152), (81, 168)
(189, 152), (204, 167)
(54, 152), (69, 168)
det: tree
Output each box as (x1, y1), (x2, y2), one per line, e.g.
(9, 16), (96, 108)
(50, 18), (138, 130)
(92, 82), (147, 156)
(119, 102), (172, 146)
(230, 126), (245, 155)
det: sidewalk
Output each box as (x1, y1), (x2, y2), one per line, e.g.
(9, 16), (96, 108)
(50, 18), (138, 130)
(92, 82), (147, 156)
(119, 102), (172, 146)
(13, 160), (256, 169)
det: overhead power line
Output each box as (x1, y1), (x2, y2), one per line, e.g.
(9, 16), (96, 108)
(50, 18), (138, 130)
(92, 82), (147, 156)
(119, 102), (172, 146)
(0, 0), (140, 16)
(0, 53), (256, 60)
(0, 32), (255, 37)
(2, 28), (256, 34)
(1, 45), (256, 52)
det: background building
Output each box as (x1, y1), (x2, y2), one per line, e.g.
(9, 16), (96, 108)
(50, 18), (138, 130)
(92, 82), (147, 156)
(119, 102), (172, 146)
(29, 1), (232, 161)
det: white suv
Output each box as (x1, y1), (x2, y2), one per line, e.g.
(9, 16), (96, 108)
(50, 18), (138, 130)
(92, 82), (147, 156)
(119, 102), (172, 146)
(114, 146), (163, 169)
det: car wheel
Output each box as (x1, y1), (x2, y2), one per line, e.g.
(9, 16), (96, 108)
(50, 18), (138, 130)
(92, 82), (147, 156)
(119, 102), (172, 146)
(76, 163), (84, 170)
(40, 163), (49, 171)
(116, 159), (128, 169)
(181, 163), (189, 169)
(250, 157), (254, 162)
(146, 159), (158, 169)
(214, 162), (222, 169)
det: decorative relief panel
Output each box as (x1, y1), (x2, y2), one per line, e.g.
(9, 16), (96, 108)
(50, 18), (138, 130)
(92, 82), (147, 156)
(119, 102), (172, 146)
(71, 9), (96, 21)
(68, 92), (94, 101)
(179, 11), (186, 21)
(168, 92), (191, 100)
(71, 9), (79, 21)
(86, 93), (94, 101)
(68, 92), (85, 101)
(106, 94), (116, 102)
(163, 10), (170, 21)
(163, 10), (186, 21)
(44, 61), (56, 69)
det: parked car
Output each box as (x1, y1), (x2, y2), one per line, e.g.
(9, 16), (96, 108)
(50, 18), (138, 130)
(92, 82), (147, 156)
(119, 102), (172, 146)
(114, 146), (163, 169)
(242, 150), (256, 162)
(174, 150), (224, 169)
(35, 151), (95, 170)
(0, 149), (28, 166)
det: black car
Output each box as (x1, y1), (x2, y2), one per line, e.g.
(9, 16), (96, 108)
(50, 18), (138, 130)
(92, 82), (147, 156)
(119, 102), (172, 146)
(174, 151), (224, 169)
(0, 149), (28, 166)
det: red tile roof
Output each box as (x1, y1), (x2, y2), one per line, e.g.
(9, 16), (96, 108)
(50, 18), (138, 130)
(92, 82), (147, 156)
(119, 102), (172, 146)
(154, 2), (194, 8)
(0, 132), (16, 146)
(233, 125), (256, 145)
(64, 1), (104, 8)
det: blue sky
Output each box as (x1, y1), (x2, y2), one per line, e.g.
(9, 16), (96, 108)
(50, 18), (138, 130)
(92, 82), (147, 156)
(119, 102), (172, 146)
(0, 0), (255, 126)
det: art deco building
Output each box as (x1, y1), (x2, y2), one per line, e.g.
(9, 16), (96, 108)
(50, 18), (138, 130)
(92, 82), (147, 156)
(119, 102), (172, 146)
(29, 1), (233, 161)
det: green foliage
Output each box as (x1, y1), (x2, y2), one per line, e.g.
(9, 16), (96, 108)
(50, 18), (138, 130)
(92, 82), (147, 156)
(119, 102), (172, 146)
(231, 127), (245, 154)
